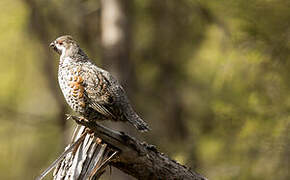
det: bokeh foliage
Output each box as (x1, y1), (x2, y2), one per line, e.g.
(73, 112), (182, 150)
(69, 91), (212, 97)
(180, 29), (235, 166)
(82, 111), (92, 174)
(0, 0), (289, 179)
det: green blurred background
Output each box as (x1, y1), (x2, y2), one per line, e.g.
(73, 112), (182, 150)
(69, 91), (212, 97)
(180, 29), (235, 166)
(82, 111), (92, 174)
(0, 0), (289, 179)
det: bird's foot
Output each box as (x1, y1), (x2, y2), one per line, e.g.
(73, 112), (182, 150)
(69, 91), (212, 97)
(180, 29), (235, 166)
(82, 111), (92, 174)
(68, 115), (90, 124)
(79, 116), (89, 123)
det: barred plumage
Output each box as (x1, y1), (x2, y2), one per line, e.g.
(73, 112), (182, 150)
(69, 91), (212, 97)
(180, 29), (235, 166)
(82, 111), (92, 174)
(50, 35), (150, 132)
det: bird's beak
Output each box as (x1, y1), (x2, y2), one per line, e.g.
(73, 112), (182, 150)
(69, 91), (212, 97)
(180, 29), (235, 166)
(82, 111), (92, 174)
(49, 41), (61, 55)
(49, 42), (55, 48)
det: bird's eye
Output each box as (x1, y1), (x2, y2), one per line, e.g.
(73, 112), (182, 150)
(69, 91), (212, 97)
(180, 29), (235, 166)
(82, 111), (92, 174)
(59, 42), (63, 45)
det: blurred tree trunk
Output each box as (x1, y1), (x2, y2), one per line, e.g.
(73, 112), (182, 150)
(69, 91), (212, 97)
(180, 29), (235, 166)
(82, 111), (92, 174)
(100, 0), (136, 96)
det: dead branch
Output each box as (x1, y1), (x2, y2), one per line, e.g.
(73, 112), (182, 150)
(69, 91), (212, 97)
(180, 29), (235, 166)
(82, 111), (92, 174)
(71, 116), (207, 180)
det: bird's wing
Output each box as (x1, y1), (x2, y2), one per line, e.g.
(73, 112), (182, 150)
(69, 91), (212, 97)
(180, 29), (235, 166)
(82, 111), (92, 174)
(82, 68), (116, 119)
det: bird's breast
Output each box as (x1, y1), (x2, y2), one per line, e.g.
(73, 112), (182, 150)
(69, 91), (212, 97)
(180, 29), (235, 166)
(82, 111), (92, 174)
(58, 62), (87, 113)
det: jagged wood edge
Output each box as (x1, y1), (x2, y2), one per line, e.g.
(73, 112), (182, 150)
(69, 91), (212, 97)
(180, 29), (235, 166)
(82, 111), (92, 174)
(70, 115), (207, 180)
(52, 125), (118, 180)
(36, 128), (89, 180)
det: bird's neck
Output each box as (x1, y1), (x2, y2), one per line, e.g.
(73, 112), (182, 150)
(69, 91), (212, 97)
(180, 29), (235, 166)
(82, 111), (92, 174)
(60, 49), (67, 60)
(59, 48), (89, 67)
(60, 47), (88, 63)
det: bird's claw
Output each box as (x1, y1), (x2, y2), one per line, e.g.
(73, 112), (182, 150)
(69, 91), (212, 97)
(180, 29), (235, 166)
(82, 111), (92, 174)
(79, 116), (89, 123)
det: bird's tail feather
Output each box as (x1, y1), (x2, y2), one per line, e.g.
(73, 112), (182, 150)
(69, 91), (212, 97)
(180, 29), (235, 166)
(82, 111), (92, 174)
(130, 116), (150, 132)
(124, 106), (150, 132)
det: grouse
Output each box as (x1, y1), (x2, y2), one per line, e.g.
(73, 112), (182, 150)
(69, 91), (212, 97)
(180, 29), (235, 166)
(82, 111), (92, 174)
(49, 35), (150, 132)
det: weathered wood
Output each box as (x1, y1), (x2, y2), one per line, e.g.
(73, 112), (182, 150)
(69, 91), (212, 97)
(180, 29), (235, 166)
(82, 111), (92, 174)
(71, 116), (207, 180)
(52, 125), (117, 180)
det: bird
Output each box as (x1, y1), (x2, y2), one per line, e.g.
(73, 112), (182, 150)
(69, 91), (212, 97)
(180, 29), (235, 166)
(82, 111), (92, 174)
(49, 35), (150, 132)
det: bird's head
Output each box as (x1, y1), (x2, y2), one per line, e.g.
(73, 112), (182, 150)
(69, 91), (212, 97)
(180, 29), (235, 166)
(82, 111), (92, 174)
(49, 35), (79, 56)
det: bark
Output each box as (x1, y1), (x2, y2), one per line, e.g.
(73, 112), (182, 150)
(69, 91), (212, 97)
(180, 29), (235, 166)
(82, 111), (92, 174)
(70, 116), (207, 180)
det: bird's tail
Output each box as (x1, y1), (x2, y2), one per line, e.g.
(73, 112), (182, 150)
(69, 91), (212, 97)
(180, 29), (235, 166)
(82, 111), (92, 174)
(124, 105), (150, 132)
